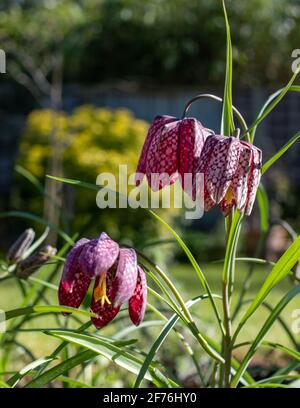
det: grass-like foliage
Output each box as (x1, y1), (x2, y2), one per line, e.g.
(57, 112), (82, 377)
(0, 0), (299, 389)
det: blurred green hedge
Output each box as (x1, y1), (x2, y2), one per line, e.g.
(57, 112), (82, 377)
(17, 106), (171, 249)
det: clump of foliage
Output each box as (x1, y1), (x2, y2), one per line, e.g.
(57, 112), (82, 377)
(17, 106), (161, 245)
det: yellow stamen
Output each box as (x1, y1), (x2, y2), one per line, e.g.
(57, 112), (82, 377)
(93, 272), (111, 307)
(225, 186), (234, 202)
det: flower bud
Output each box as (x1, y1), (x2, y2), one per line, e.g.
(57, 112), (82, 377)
(7, 229), (35, 263)
(16, 245), (57, 279)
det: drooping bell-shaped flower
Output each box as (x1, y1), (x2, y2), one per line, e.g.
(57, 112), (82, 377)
(194, 134), (262, 216)
(136, 115), (212, 191)
(58, 232), (147, 328)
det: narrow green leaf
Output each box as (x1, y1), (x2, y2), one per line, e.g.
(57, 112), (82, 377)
(46, 330), (154, 381)
(134, 294), (211, 388)
(248, 374), (300, 387)
(248, 72), (300, 141)
(257, 184), (269, 232)
(250, 85), (300, 142)
(243, 383), (291, 388)
(231, 284), (300, 387)
(0, 211), (73, 245)
(222, 210), (242, 282)
(15, 165), (45, 195)
(272, 360), (300, 384)
(234, 237), (300, 341)
(55, 375), (93, 388)
(0, 380), (10, 388)
(7, 357), (55, 387)
(34, 321), (93, 379)
(221, 0), (234, 135)
(148, 210), (224, 334)
(261, 341), (300, 361)
(5, 305), (96, 321)
(262, 131), (300, 175)
(25, 350), (96, 388)
(48, 330), (178, 387)
(46, 175), (98, 191)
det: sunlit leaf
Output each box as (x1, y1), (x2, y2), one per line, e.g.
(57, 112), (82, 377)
(232, 284), (300, 387)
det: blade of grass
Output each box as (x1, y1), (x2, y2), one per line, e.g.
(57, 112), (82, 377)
(0, 211), (73, 245)
(25, 350), (96, 388)
(257, 184), (269, 232)
(231, 284), (300, 387)
(45, 330), (158, 382)
(262, 131), (300, 175)
(221, 0), (234, 136)
(5, 305), (97, 321)
(250, 85), (300, 142)
(7, 357), (55, 387)
(233, 237), (300, 343)
(248, 71), (300, 141)
(134, 294), (219, 388)
(148, 209), (224, 335)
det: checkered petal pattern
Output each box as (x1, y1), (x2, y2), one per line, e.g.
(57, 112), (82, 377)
(129, 265), (147, 326)
(112, 248), (138, 307)
(244, 143), (262, 215)
(79, 232), (119, 278)
(194, 134), (262, 216)
(58, 238), (91, 309)
(135, 115), (210, 191)
(58, 234), (148, 329)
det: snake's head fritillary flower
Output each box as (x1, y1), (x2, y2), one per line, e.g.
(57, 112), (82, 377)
(136, 115), (211, 192)
(91, 252), (147, 329)
(7, 228), (35, 263)
(58, 232), (147, 328)
(194, 134), (262, 216)
(17, 245), (57, 279)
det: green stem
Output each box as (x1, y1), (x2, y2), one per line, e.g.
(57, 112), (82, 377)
(137, 251), (194, 323)
(138, 251), (223, 363)
(222, 210), (242, 387)
(181, 93), (250, 142)
(232, 232), (267, 320)
(222, 279), (232, 387)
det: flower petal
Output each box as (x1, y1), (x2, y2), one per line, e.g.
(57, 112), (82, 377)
(193, 134), (220, 199)
(59, 238), (89, 291)
(135, 115), (176, 186)
(58, 238), (91, 309)
(59, 270), (91, 310)
(91, 270), (120, 329)
(204, 185), (216, 212)
(233, 144), (252, 211)
(179, 118), (211, 187)
(245, 146), (262, 215)
(79, 232), (119, 278)
(146, 120), (180, 190)
(129, 265), (147, 326)
(221, 142), (253, 215)
(113, 248), (138, 306)
(206, 136), (240, 203)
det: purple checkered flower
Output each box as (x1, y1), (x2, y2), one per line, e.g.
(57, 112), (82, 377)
(193, 134), (262, 215)
(58, 232), (147, 329)
(136, 115), (211, 191)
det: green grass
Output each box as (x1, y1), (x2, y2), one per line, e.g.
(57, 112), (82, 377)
(0, 261), (298, 375)
(170, 262), (299, 352)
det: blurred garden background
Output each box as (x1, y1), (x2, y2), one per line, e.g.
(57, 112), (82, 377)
(0, 0), (299, 387)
